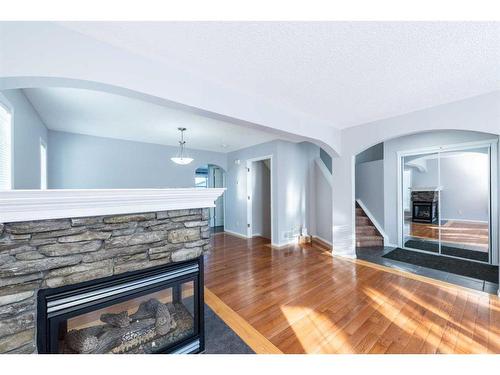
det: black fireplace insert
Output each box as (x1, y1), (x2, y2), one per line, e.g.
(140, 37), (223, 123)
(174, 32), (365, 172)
(37, 257), (204, 354)
(412, 201), (438, 224)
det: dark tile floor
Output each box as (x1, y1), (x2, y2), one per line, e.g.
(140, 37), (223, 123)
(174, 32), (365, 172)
(204, 305), (254, 354)
(356, 246), (499, 295)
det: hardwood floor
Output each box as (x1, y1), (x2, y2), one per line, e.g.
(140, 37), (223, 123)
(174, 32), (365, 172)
(204, 233), (500, 354)
(406, 220), (489, 251)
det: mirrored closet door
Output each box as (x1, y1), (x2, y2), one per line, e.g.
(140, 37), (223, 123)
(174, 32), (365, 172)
(400, 142), (495, 264)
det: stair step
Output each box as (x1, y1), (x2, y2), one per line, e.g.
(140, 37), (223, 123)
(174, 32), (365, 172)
(356, 233), (384, 245)
(356, 235), (383, 241)
(356, 239), (384, 247)
(355, 207), (366, 215)
(356, 217), (371, 225)
(356, 226), (378, 235)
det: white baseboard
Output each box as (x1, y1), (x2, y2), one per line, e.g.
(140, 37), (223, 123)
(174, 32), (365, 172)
(223, 229), (248, 239)
(252, 232), (262, 237)
(313, 235), (333, 247)
(271, 238), (298, 248)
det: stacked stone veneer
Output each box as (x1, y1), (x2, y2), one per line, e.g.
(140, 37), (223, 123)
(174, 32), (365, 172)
(0, 208), (210, 354)
(411, 190), (439, 202)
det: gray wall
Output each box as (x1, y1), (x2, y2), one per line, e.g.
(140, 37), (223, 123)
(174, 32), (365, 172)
(355, 159), (384, 227)
(48, 130), (227, 189)
(356, 142), (384, 164)
(314, 161), (333, 243)
(225, 141), (278, 239)
(1, 89), (48, 189)
(225, 140), (320, 245)
(320, 148), (332, 173)
(276, 141), (317, 243)
(384, 130), (497, 245)
(251, 160), (271, 238)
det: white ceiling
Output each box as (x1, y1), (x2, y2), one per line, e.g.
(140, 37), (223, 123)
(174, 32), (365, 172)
(59, 22), (500, 129)
(22, 87), (288, 153)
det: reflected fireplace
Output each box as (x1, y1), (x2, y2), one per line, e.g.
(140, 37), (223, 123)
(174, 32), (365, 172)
(37, 257), (204, 354)
(411, 189), (439, 224)
(412, 201), (438, 224)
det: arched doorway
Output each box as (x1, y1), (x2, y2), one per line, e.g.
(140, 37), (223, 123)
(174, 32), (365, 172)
(195, 164), (226, 232)
(352, 129), (499, 290)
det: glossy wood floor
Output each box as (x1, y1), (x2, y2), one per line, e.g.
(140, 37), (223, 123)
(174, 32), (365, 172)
(406, 220), (489, 251)
(204, 233), (500, 354)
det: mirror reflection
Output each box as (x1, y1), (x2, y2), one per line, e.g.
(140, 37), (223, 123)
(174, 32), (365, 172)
(402, 147), (491, 262)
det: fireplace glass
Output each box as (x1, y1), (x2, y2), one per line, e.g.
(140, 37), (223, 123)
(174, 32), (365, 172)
(38, 258), (204, 354)
(58, 281), (194, 354)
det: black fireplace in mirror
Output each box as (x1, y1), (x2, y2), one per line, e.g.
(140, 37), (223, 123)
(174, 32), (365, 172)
(412, 201), (439, 224)
(37, 257), (204, 354)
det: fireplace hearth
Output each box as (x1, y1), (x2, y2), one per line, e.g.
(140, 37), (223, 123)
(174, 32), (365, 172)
(37, 257), (204, 354)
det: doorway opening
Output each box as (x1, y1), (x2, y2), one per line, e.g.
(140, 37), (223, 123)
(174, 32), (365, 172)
(194, 164), (225, 233)
(247, 157), (272, 241)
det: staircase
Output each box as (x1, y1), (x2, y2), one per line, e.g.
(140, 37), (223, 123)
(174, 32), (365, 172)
(355, 203), (384, 247)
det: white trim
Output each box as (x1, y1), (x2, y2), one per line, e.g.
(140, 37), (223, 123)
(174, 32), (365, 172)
(39, 137), (48, 190)
(356, 198), (388, 243)
(223, 228), (248, 239)
(314, 158), (333, 187)
(313, 235), (333, 247)
(397, 138), (498, 158)
(271, 238), (297, 248)
(0, 188), (225, 223)
(397, 153), (403, 248)
(246, 155), (274, 245)
(490, 141), (498, 265)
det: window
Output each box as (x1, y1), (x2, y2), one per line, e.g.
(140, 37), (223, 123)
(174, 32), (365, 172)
(40, 139), (47, 189)
(0, 104), (12, 190)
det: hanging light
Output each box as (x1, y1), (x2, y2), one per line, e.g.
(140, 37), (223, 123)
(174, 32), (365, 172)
(171, 127), (194, 165)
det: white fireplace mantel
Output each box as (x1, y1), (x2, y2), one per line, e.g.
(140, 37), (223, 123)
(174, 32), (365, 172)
(0, 188), (226, 223)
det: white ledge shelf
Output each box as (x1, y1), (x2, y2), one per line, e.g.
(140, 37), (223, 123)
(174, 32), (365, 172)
(0, 188), (226, 223)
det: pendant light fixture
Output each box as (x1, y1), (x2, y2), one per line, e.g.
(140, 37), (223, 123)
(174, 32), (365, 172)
(171, 127), (194, 165)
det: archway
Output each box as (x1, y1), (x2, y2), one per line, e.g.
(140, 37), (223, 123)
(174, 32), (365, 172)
(351, 129), (499, 289)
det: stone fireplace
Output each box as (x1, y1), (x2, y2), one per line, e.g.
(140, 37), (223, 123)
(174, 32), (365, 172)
(0, 188), (224, 354)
